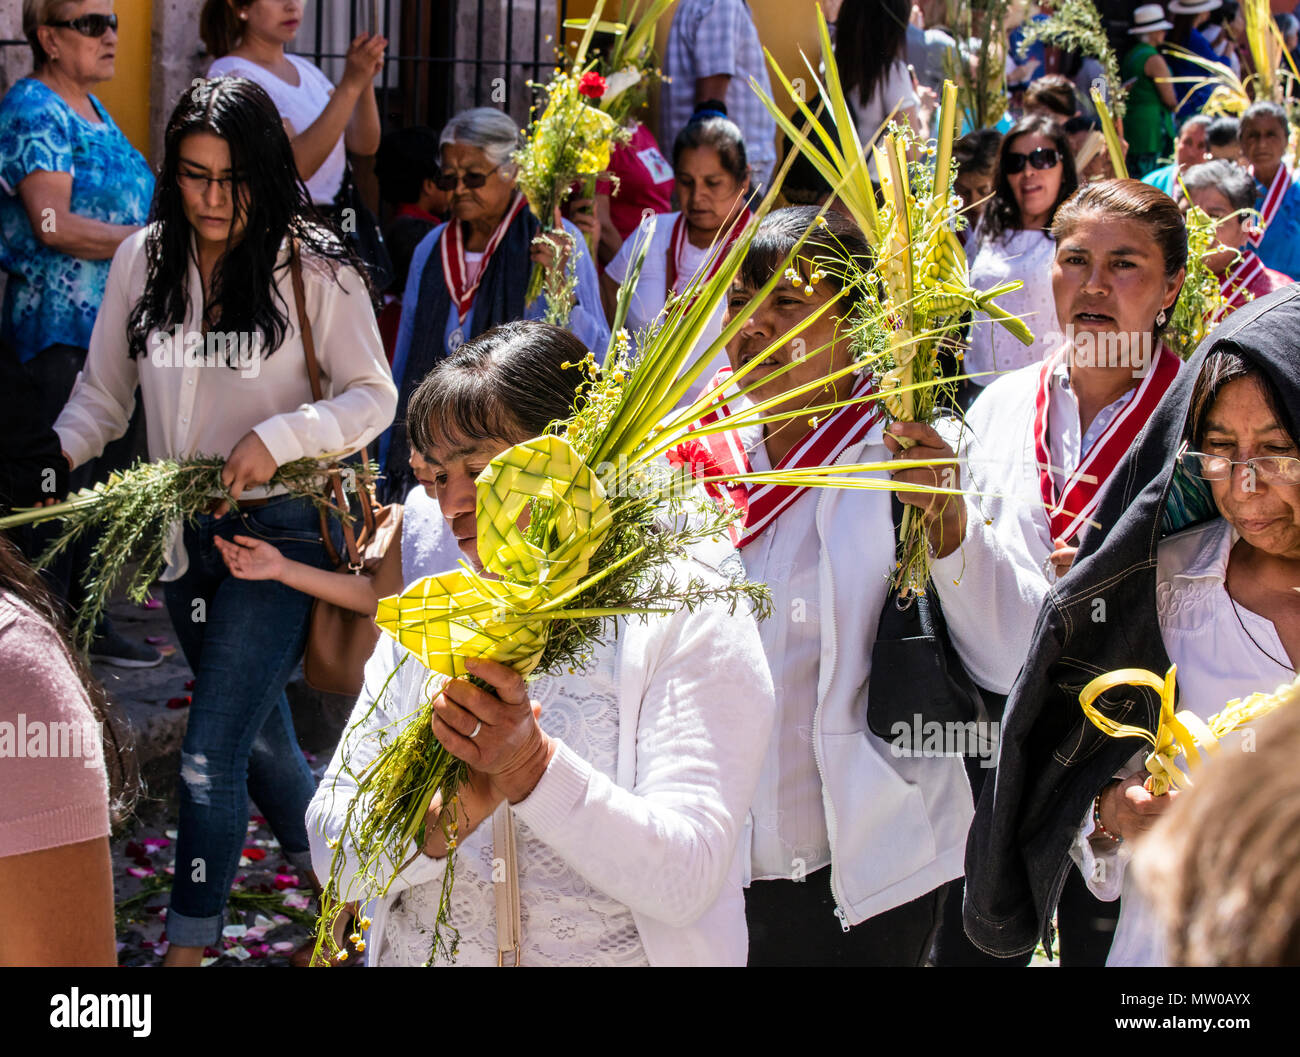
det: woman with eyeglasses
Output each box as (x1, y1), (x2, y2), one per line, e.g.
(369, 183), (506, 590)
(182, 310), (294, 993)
(0, 1), (156, 665)
(963, 116), (1079, 402)
(51, 77), (397, 967)
(381, 107), (610, 502)
(899, 180), (1187, 966)
(962, 284), (1300, 967)
(201, 0), (384, 210)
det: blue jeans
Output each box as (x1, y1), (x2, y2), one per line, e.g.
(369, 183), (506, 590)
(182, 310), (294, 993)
(162, 494), (340, 947)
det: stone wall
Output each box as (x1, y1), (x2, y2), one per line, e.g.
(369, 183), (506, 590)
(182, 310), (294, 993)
(151, 0), (209, 168)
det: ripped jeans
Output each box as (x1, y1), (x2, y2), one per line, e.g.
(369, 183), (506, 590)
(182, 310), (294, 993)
(162, 495), (341, 948)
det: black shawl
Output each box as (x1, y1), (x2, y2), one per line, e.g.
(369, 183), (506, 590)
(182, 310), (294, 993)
(962, 285), (1300, 956)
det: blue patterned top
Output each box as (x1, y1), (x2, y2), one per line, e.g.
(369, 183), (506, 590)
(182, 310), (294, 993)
(0, 79), (154, 362)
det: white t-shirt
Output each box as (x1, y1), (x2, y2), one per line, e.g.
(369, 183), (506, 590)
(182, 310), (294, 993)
(965, 227), (1061, 384)
(846, 59), (920, 182)
(605, 211), (730, 405)
(207, 53), (346, 205)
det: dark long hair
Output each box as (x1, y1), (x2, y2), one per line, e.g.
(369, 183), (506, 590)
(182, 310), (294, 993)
(739, 206), (874, 312)
(406, 321), (588, 454)
(981, 115), (1080, 245)
(835, 0), (911, 108)
(126, 78), (368, 364)
(0, 536), (138, 826)
(199, 0), (255, 59)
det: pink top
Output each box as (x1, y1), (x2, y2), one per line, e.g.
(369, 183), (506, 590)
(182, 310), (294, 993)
(0, 592), (110, 858)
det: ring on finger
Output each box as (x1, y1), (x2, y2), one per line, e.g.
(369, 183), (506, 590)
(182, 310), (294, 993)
(468, 719), (482, 739)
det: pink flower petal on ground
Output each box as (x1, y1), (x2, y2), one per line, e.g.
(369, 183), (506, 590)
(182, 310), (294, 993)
(143, 838), (171, 851)
(271, 941), (295, 953)
(273, 874), (299, 890)
(156, 645), (176, 658)
(250, 814), (267, 824)
(272, 914), (290, 925)
(301, 750), (317, 764)
(139, 597), (164, 610)
(164, 866), (175, 876)
(145, 635), (169, 645)
(126, 866), (154, 878)
(282, 892), (311, 910)
(165, 695), (191, 709)
(155, 941), (169, 955)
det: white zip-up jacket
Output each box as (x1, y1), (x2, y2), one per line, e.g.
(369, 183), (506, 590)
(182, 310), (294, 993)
(759, 428), (975, 925)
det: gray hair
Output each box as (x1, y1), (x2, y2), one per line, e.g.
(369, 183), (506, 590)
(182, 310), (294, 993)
(439, 107), (522, 168)
(23, 0), (78, 69)
(1179, 114), (1212, 138)
(1178, 159), (1257, 215)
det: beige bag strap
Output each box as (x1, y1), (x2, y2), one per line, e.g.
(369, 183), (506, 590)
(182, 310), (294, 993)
(290, 249), (364, 571)
(492, 802), (521, 966)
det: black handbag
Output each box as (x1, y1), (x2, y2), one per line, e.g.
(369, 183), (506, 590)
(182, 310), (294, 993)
(867, 494), (989, 750)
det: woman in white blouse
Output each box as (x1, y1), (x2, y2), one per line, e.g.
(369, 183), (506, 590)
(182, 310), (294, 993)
(53, 78), (397, 966)
(1074, 347), (1300, 965)
(895, 179), (1188, 965)
(201, 0), (384, 207)
(602, 114), (752, 405)
(964, 114), (1079, 397)
(309, 321), (775, 965)
(834, 0), (927, 181)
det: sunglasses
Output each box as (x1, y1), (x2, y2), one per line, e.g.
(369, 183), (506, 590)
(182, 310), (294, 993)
(433, 164), (502, 192)
(46, 13), (118, 37)
(1004, 148), (1061, 174)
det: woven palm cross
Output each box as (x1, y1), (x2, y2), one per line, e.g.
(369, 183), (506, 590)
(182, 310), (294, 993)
(376, 434), (613, 678)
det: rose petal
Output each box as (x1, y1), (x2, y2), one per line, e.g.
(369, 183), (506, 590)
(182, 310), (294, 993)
(282, 892), (311, 910)
(273, 874), (299, 890)
(125, 841), (146, 859)
(139, 598), (164, 610)
(226, 945), (251, 961)
(184, 678), (196, 690)
(200, 957), (217, 967)
(145, 635), (169, 645)
(222, 924), (248, 938)
(143, 838), (172, 851)
(126, 866), (154, 878)
(241, 847), (266, 861)
(271, 941), (295, 953)
(165, 695), (191, 710)
(165, 829), (178, 839)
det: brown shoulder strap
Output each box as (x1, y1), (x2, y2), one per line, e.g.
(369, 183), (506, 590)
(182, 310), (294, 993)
(291, 249), (363, 570)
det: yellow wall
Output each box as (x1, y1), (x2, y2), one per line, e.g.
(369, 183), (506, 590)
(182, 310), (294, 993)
(93, 0), (152, 156)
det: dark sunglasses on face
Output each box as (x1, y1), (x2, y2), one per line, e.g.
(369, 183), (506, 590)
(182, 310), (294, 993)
(46, 13), (118, 37)
(1004, 147), (1061, 174)
(433, 164), (502, 192)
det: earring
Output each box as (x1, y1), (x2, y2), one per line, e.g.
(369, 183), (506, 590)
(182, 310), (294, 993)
(1156, 309), (1167, 327)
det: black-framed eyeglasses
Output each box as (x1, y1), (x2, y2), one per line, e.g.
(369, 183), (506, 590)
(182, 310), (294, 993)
(1179, 450), (1300, 485)
(433, 164), (502, 192)
(1004, 148), (1061, 175)
(176, 169), (246, 195)
(46, 14), (118, 37)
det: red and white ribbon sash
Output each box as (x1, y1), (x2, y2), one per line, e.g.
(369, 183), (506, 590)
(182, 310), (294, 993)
(664, 207), (753, 297)
(1032, 343), (1180, 544)
(1249, 163), (1291, 248)
(440, 193), (527, 324)
(1213, 248), (1267, 322)
(667, 367), (881, 549)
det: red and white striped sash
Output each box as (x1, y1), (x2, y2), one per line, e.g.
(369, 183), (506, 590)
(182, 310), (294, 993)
(1249, 163), (1291, 248)
(1213, 249), (1267, 322)
(664, 207), (753, 297)
(439, 193), (527, 325)
(667, 367), (881, 549)
(1032, 343), (1180, 544)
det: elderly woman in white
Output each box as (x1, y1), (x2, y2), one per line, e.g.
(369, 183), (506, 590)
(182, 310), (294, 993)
(308, 321), (775, 966)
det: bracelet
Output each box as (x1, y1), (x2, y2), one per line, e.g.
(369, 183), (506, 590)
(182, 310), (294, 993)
(1092, 791), (1123, 844)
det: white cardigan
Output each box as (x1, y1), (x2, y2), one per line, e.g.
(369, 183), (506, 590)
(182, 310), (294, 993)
(306, 557), (776, 966)
(761, 426), (974, 924)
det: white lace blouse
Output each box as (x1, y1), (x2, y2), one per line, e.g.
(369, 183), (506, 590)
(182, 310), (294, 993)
(381, 646), (649, 966)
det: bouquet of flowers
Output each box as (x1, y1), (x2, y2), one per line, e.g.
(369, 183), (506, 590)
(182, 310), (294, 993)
(1080, 666), (1300, 796)
(0, 455), (352, 652)
(513, 55), (627, 304)
(562, 0), (678, 128)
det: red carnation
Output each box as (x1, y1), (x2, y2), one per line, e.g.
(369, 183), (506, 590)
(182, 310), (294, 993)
(578, 71), (607, 99)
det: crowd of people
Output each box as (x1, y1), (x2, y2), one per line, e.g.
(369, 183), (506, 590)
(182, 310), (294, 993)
(3, 0), (1300, 971)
